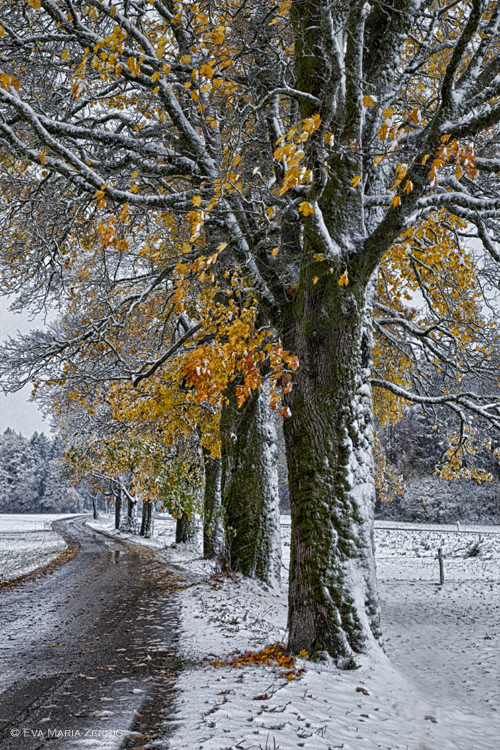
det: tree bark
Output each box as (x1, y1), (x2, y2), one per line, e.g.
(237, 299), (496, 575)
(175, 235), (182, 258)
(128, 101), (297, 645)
(176, 511), (196, 544)
(283, 269), (381, 665)
(114, 487), (122, 530)
(202, 449), (224, 560)
(220, 379), (282, 587)
(140, 500), (156, 538)
(121, 494), (138, 534)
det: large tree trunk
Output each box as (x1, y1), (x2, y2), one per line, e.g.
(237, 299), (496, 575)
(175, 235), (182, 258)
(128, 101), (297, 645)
(283, 269), (381, 666)
(202, 450), (224, 560)
(220, 379), (281, 587)
(114, 487), (122, 530)
(175, 511), (196, 544)
(140, 500), (156, 538)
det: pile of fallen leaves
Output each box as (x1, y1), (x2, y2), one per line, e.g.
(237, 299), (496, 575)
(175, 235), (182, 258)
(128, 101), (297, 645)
(204, 643), (307, 680)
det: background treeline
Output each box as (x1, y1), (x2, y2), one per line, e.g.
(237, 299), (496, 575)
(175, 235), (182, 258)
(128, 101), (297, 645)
(376, 407), (500, 525)
(0, 428), (86, 513)
(2, 415), (500, 524)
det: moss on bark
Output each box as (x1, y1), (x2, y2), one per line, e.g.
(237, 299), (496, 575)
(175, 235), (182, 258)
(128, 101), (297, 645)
(283, 265), (381, 664)
(221, 379), (282, 586)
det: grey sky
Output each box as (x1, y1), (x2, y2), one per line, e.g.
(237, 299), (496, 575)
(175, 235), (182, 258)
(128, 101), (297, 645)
(0, 297), (50, 436)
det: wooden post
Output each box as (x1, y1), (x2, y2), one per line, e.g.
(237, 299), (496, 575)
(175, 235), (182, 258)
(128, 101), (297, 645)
(438, 547), (445, 585)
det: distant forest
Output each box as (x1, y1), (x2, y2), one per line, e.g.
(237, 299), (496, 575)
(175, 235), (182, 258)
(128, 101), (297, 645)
(0, 429), (86, 513)
(376, 407), (500, 525)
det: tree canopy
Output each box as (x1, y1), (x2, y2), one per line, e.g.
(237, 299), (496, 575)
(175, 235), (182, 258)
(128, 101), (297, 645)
(2, 0), (500, 661)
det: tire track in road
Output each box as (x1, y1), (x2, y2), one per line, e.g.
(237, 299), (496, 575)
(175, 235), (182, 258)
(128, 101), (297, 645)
(0, 517), (182, 749)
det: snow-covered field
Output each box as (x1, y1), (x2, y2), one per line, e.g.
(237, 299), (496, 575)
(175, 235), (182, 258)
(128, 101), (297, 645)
(0, 513), (79, 583)
(88, 514), (500, 749)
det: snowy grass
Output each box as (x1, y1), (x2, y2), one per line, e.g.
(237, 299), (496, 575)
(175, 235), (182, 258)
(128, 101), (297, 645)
(86, 514), (500, 749)
(0, 513), (80, 583)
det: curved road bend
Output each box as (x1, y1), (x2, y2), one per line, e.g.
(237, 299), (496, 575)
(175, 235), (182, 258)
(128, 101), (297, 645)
(0, 516), (182, 749)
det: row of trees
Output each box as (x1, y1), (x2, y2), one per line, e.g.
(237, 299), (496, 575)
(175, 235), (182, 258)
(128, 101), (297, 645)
(1, 0), (500, 665)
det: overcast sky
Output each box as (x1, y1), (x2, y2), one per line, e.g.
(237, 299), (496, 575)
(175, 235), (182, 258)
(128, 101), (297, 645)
(0, 297), (51, 436)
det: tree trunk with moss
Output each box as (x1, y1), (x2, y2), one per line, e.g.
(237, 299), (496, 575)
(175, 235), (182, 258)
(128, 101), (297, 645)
(140, 500), (155, 538)
(114, 487), (122, 530)
(202, 449), (224, 560)
(221, 379), (281, 587)
(176, 511), (196, 543)
(282, 269), (380, 666)
(121, 493), (138, 534)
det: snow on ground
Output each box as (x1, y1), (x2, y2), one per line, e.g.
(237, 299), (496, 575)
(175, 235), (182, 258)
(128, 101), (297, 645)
(85, 515), (500, 748)
(0, 513), (80, 583)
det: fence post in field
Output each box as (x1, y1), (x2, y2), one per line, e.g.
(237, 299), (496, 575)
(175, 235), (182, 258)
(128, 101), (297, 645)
(438, 547), (445, 585)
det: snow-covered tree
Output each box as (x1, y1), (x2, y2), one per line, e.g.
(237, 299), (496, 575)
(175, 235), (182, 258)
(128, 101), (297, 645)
(4, 0), (500, 663)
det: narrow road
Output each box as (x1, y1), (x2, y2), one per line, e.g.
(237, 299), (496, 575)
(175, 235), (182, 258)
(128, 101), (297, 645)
(0, 517), (182, 749)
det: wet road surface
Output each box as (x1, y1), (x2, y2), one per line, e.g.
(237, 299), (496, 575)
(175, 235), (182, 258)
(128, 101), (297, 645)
(0, 517), (182, 749)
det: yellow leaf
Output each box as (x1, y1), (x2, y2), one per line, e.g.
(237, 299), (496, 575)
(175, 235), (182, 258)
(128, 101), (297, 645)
(455, 164), (463, 180)
(302, 114), (321, 133)
(217, 242), (227, 251)
(119, 203), (129, 222)
(131, 170), (139, 179)
(0, 26), (5, 37)
(422, 154), (430, 164)
(298, 201), (315, 216)
(408, 108), (420, 125)
(299, 650), (309, 658)
(391, 195), (401, 208)
(271, 247), (279, 256)
(352, 175), (361, 187)
(94, 190), (105, 200)
(338, 269), (349, 286)
(180, 54), (192, 65)
(191, 195), (202, 207)
(312, 276), (318, 285)
(130, 184), (139, 193)
(403, 180), (413, 194)
(151, 71), (161, 82)
(362, 94), (376, 108)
